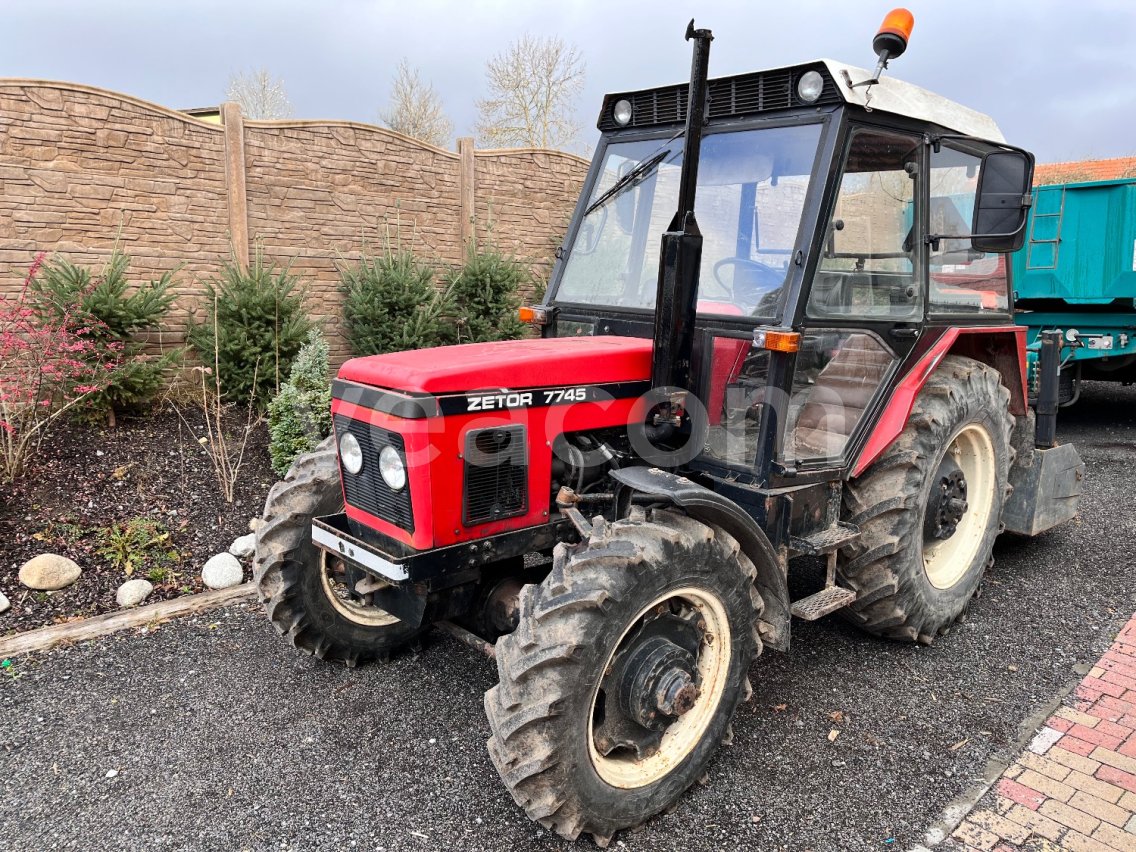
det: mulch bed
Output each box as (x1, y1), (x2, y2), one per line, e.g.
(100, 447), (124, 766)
(0, 405), (279, 635)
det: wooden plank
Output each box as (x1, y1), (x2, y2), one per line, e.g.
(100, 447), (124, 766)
(0, 584), (257, 658)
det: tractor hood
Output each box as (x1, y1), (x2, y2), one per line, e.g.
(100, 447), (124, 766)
(337, 335), (653, 394)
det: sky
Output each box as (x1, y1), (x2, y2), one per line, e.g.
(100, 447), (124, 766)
(3, 0), (1135, 164)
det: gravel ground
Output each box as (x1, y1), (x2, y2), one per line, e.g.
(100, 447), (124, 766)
(2, 381), (1135, 852)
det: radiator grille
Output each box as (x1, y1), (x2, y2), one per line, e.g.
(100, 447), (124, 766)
(463, 426), (528, 526)
(334, 416), (414, 533)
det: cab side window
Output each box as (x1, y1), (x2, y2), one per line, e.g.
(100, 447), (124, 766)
(808, 128), (922, 320)
(927, 144), (1010, 314)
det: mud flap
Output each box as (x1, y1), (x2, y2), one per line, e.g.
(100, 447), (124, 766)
(1001, 443), (1085, 536)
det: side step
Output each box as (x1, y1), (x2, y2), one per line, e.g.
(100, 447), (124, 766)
(789, 520), (861, 621)
(789, 521), (860, 556)
(791, 586), (857, 621)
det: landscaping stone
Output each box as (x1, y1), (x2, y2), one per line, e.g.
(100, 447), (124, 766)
(248, 517), (261, 532)
(115, 579), (153, 608)
(228, 534), (256, 559)
(201, 553), (243, 590)
(0, 591), (9, 614)
(0, 407), (277, 635)
(18, 554), (82, 591)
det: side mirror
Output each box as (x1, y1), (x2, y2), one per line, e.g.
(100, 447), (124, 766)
(971, 149), (1034, 253)
(614, 180), (636, 233)
(575, 205), (607, 255)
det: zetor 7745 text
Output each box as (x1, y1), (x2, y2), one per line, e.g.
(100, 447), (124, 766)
(253, 11), (1084, 846)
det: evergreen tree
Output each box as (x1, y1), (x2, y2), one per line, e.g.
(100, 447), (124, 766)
(339, 249), (451, 355)
(267, 328), (332, 476)
(442, 243), (529, 344)
(28, 250), (180, 419)
(187, 252), (312, 407)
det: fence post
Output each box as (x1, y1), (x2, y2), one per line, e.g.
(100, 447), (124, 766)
(221, 101), (250, 269)
(457, 136), (475, 248)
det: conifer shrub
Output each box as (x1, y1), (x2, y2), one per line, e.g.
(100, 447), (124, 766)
(187, 252), (312, 407)
(339, 249), (452, 355)
(442, 242), (529, 344)
(27, 250), (179, 419)
(267, 328), (332, 476)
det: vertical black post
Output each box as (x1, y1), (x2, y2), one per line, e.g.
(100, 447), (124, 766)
(649, 20), (713, 402)
(1035, 330), (1061, 448)
(673, 22), (712, 225)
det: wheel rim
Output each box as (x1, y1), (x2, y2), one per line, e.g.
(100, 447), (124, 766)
(317, 550), (400, 627)
(922, 423), (997, 590)
(587, 586), (732, 789)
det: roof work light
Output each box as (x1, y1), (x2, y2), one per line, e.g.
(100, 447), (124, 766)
(612, 99), (633, 126)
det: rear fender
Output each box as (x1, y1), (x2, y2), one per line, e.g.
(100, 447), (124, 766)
(853, 326), (1027, 477)
(609, 466), (791, 652)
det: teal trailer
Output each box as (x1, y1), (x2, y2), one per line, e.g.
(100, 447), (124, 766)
(1013, 177), (1136, 403)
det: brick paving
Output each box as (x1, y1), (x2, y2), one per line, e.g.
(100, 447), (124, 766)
(949, 614), (1136, 850)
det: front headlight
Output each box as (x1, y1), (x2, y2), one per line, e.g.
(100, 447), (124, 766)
(379, 445), (407, 491)
(797, 70), (824, 104)
(339, 432), (363, 474)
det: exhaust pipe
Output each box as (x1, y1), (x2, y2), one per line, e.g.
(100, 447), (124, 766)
(648, 21), (713, 437)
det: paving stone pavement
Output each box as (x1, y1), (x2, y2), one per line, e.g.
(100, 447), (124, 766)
(949, 614), (1136, 851)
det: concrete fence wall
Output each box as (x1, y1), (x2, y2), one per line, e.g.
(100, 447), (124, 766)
(0, 80), (590, 362)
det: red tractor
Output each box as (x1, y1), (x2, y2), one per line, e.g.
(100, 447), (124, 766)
(255, 12), (1083, 846)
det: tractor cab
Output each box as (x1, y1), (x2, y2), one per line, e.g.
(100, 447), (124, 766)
(254, 12), (1084, 847)
(543, 53), (1035, 489)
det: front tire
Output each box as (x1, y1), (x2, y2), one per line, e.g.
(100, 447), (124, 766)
(254, 437), (424, 666)
(485, 510), (762, 845)
(839, 356), (1013, 643)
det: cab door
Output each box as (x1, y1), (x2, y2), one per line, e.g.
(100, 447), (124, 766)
(783, 125), (925, 466)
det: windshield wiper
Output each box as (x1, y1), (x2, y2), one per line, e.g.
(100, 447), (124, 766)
(583, 149), (672, 217)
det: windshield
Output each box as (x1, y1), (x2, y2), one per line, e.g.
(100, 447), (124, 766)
(554, 123), (823, 318)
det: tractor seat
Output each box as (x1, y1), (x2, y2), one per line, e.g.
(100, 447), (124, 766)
(789, 334), (894, 460)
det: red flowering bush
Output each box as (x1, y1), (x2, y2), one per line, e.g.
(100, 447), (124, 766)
(0, 254), (121, 482)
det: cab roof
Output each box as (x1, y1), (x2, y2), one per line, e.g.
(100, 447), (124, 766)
(598, 59), (1004, 143)
(819, 59), (1003, 141)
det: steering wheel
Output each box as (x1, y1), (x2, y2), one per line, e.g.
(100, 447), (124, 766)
(712, 257), (786, 307)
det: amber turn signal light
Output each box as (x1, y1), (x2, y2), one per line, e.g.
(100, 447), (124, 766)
(753, 329), (801, 353)
(518, 305), (551, 324)
(874, 8), (914, 59)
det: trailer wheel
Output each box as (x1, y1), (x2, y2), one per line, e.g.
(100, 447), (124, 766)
(254, 437), (424, 666)
(485, 509), (762, 845)
(839, 356), (1013, 643)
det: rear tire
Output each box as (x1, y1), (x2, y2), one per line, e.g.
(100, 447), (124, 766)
(254, 437), (424, 666)
(839, 356), (1013, 643)
(485, 509), (762, 845)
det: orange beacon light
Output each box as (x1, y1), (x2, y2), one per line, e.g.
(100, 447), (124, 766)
(873, 8), (915, 61)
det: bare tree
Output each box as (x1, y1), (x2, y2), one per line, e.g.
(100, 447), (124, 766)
(225, 69), (293, 119)
(379, 59), (454, 148)
(475, 35), (585, 149)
